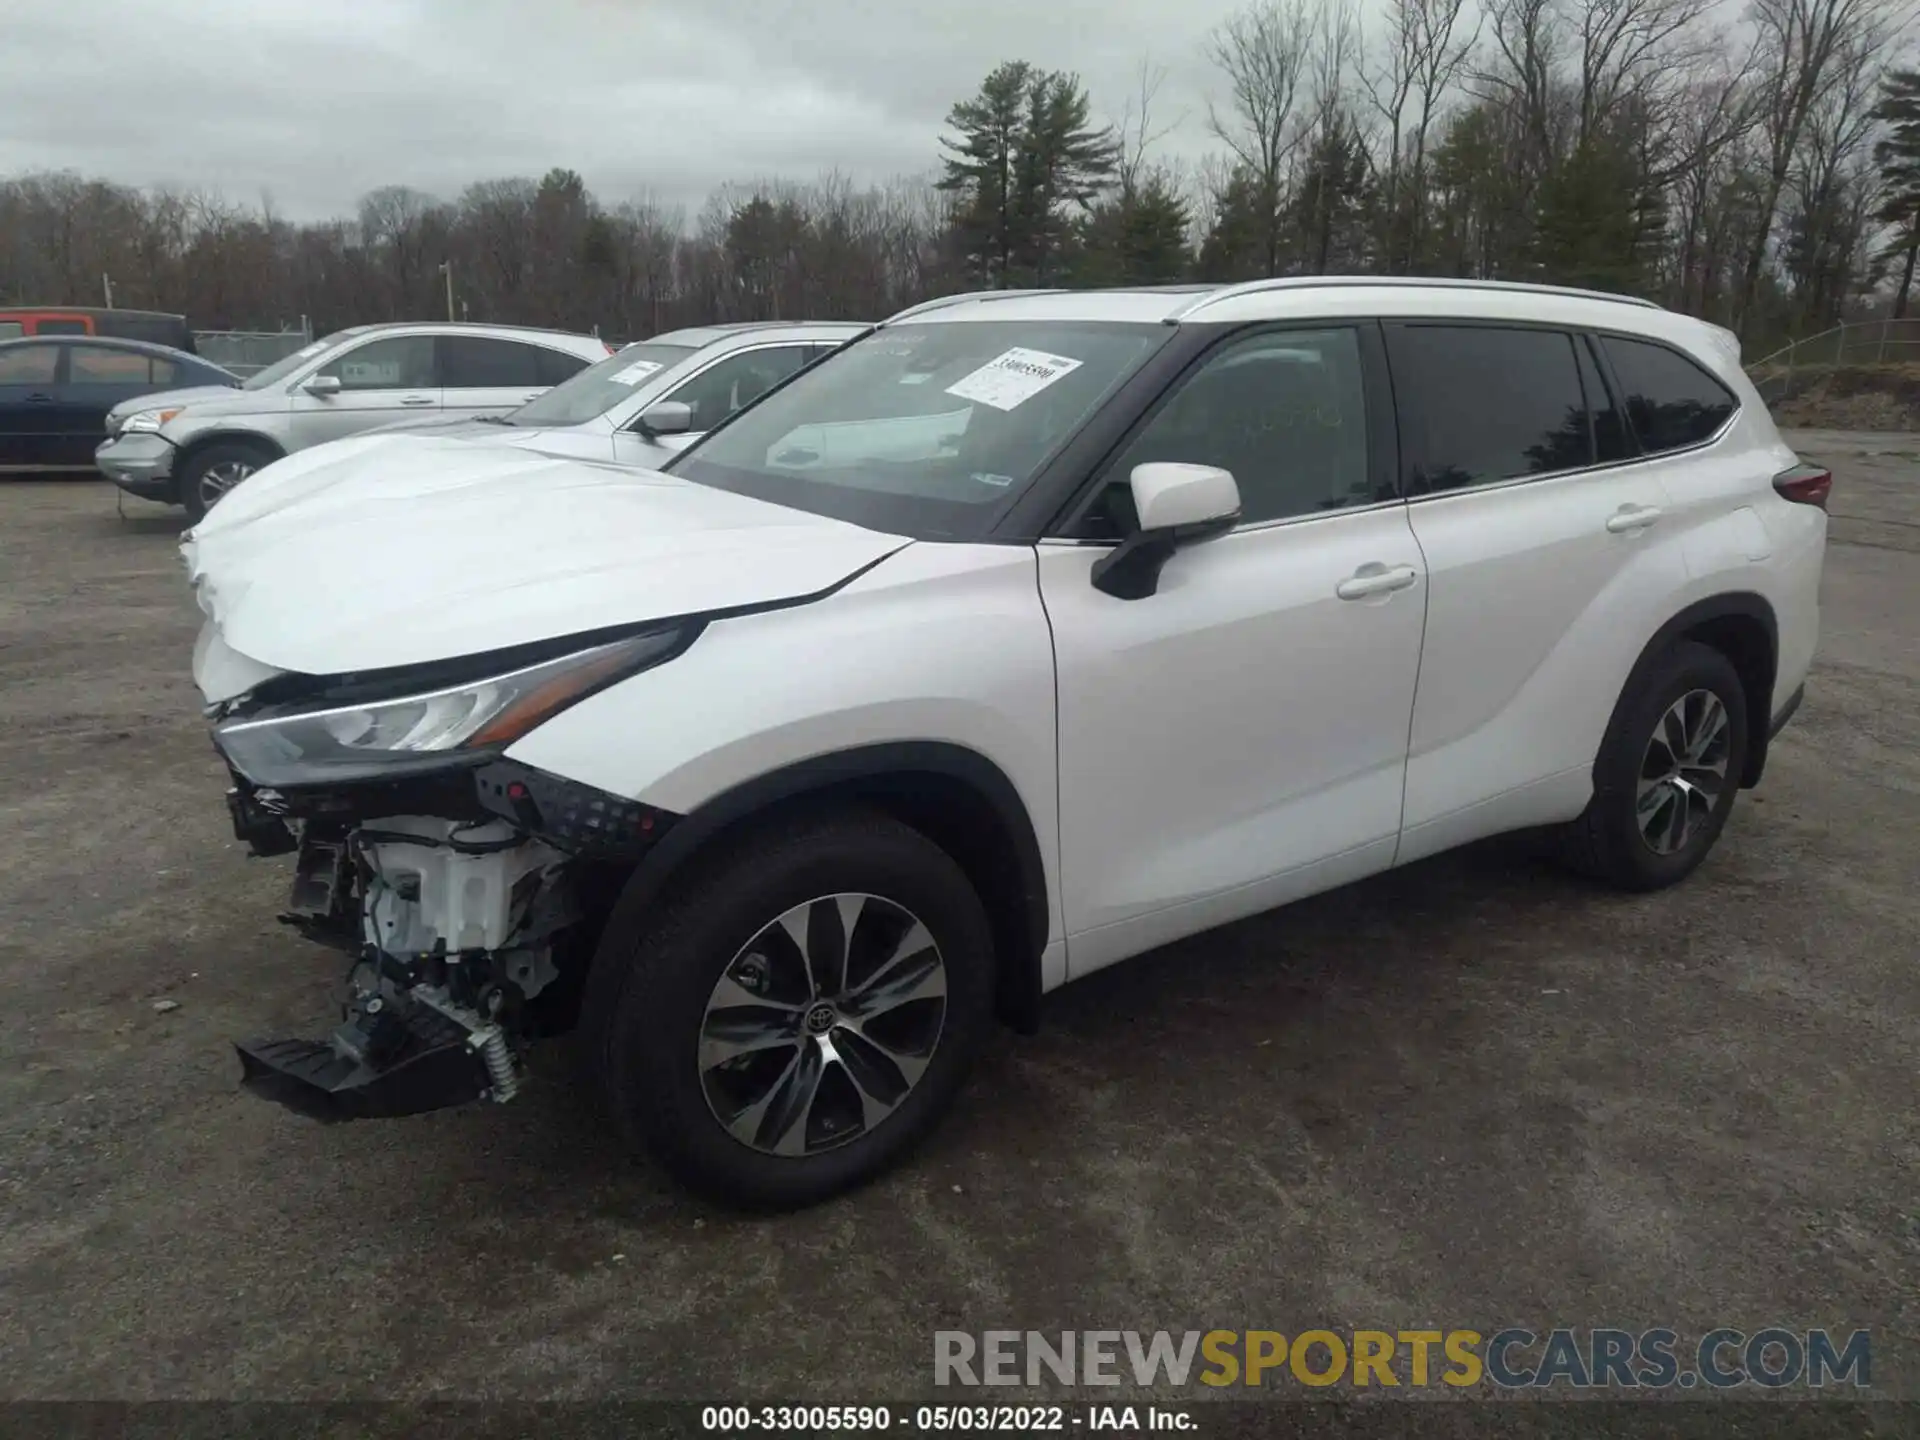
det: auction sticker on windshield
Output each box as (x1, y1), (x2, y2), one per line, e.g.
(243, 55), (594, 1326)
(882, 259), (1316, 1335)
(946, 348), (1082, 411)
(612, 359), (664, 385)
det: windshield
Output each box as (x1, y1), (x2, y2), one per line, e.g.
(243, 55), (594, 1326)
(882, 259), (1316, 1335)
(667, 321), (1167, 539)
(509, 341), (699, 426)
(242, 331), (358, 391)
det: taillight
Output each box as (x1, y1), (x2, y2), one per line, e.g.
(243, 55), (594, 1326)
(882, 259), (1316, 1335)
(1773, 463), (1832, 510)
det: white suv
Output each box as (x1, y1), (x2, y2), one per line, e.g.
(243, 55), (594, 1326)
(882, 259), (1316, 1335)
(183, 279), (1828, 1209)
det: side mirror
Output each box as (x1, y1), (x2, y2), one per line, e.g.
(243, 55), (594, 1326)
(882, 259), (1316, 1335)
(637, 399), (693, 436)
(1091, 463), (1241, 600)
(303, 374), (342, 397)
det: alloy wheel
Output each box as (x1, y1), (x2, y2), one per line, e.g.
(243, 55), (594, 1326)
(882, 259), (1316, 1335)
(1636, 688), (1731, 856)
(698, 893), (948, 1156)
(198, 459), (255, 509)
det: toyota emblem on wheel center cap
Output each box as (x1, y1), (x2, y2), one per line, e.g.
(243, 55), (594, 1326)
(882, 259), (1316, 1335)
(804, 1003), (837, 1035)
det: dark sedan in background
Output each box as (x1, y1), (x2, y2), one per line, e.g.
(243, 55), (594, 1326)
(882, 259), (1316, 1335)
(0, 337), (237, 473)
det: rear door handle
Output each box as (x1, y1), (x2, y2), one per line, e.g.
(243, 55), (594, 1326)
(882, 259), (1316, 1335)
(1336, 562), (1419, 600)
(1606, 504), (1663, 533)
(23, 392), (55, 404)
(400, 395), (437, 407)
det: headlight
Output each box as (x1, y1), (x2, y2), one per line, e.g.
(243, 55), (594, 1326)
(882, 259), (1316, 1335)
(122, 408), (184, 434)
(213, 629), (686, 786)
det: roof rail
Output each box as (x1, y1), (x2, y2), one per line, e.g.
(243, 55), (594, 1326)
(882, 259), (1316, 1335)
(883, 289), (1072, 324)
(1166, 275), (1662, 322)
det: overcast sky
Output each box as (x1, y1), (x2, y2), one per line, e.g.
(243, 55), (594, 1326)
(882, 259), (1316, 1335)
(1, 0), (1267, 221)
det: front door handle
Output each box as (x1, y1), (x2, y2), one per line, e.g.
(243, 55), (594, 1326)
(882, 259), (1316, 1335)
(22, 392), (55, 404)
(400, 395), (436, 407)
(1606, 504), (1663, 533)
(1336, 562), (1419, 600)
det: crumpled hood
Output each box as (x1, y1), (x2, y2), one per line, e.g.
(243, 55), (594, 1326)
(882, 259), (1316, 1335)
(182, 432), (909, 679)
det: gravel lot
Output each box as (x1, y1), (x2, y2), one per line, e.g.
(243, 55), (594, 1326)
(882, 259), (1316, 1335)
(1, 435), (1916, 1414)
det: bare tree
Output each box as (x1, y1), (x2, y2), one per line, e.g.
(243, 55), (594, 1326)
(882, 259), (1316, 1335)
(1360, 0), (1481, 270)
(1734, 0), (1898, 331)
(1207, 0), (1316, 272)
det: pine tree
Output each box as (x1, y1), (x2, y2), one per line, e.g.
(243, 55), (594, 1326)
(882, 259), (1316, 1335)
(1872, 69), (1920, 318)
(939, 63), (1117, 286)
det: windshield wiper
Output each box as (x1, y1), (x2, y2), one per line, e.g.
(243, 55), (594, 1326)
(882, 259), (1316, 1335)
(473, 415), (517, 426)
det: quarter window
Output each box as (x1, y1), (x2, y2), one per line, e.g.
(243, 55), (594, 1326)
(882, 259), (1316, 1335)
(1092, 327), (1374, 530)
(1389, 325), (1593, 493)
(320, 335), (437, 390)
(1600, 335), (1736, 453)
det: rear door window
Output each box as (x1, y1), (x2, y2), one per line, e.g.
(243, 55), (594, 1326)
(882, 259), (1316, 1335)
(36, 319), (90, 336)
(535, 346), (590, 386)
(442, 336), (553, 389)
(0, 345), (60, 384)
(69, 346), (155, 384)
(1599, 335), (1737, 453)
(1387, 325), (1593, 493)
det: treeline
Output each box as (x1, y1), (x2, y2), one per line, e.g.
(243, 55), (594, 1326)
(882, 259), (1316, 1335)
(3, 0), (1918, 350)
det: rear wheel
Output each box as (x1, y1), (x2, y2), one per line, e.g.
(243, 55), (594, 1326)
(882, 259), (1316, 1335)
(178, 440), (276, 522)
(588, 810), (994, 1209)
(1560, 640), (1750, 891)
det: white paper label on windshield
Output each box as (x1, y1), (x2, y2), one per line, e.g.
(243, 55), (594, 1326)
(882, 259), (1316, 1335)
(945, 347), (1082, 411)
(611, 359), (664, 385)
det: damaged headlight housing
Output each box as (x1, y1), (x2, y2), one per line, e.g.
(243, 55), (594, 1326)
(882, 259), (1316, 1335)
(214, 628), (687, 786)
(121, 408), (184, 434)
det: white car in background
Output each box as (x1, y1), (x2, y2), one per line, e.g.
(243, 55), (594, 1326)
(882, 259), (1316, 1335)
(375, 321), (866, 467)
(94, 321), (610, 519)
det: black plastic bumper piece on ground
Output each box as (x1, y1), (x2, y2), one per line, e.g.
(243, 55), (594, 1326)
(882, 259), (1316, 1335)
(1771, 683), (1806, 739)
(235, 1018), (491, 1123)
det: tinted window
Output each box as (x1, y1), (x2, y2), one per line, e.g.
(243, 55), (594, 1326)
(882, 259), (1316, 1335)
(152, 356), (180, 385)
(0, 322), (22, 339)
(1601, 335), (1736, 453)
(320, 335), (436, 390)
(1576, 336), (1630, 462)
(0, 345), (59, 384)
(535, 346), (589, 386)
(443, 336), (551, 389)
(69, 346), (154, 384)
(36, 319), (88, 336)
(664, 346), (812, 431)
(1390, 326), (1591, 492)
(1092, 328), (1373, 531)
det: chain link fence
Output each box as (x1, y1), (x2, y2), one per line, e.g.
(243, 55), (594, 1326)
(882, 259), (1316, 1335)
(191, 326), (314, 379)
(1747, 319), (1920, 403)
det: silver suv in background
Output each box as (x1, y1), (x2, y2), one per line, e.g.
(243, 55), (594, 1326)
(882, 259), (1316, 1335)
(375, 321), (866, 468)
(96, 321), (611, 518)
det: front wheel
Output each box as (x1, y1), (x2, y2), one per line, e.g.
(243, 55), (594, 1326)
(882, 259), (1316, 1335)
(1559, 639), (1750, 891)
(178, 440), (276, 522)
(588, 810), (994, 1209)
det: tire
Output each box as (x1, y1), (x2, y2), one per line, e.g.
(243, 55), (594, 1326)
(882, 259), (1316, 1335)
(1559, 639), (1750, 891)
(178, 440), (277, 522)
(587, 809), (994, 1209)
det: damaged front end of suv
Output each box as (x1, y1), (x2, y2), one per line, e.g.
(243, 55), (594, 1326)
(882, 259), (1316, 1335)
(208, 624), (693, 1121)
